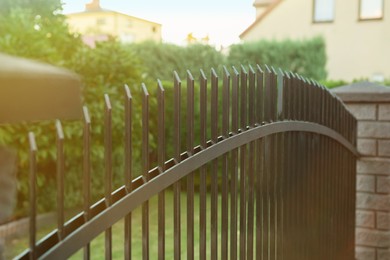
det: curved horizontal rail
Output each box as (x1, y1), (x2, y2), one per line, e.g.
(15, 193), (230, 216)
(40, 120), (357, 259)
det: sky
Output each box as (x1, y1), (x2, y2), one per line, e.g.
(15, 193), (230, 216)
(61, 0), (255, 47)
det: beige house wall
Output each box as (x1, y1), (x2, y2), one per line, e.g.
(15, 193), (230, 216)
(241, 0), (390, 81)
(67, 12), (162, 44)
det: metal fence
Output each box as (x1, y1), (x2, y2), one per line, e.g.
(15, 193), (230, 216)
(17, 65), (358, 259)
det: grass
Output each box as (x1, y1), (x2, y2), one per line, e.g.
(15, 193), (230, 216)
(6, 189), (223, 259)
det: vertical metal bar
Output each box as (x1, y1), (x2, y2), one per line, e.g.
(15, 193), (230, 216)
(221, 66), (230, 260)
(319, 86), (326, 260)
(157, 80), (166, 260)
(124, 85), (132, 260)
(173, 71), (181, 260)
(230, 66), (240, 260)
(305, 78), (312, 260)
(199, 69), (207, 260)
(247, 65), (256, 260)
(55, 120), (65, 241)
(186, 70), (195, 260)
(248, 65), (256, 127)
(28, 132), (37, 260)
(222, 67), (230, 137)
(240, 65), (248, 130)
(264, 65), (272, 123)
(104, 94), (113, 260)
(276, 69), (285, 260)
(321, 134), (327, 260)
(264, 66), (273, 260)
(83, 106), (91, 260)
(339, 102), (346, 258)
(300, 76), (308, 260)
(255, 65), (264, 260)
(281, 72), (291, 260)
(292, 74), (301, 260)
(210, 68), (219, 260)
(282, 71), (290, 260)
(277, 68), (284, 121)
(331, 98), (342, 256)
(141, 84), (150, 260)
(324, 89), (331, 260)
(311, 81), (318, 259)
(269, 68), (277, 260)
(312, 82), (321, 260)
(239, 65), (247, 260)
(256, 65), (264, 125)
(271, 67), (278, 121)
(331, 96), (337, 259)
(186, 70), (195, 153)
(292, 74), (304, 259)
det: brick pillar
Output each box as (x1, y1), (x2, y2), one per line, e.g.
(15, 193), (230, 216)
(333, 82), (390, 260)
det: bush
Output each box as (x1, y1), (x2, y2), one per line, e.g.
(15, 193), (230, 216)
(319, 79), (348, 89)
(0, 39), (147, 218)
(227, 37), (327, 81)
(128, 41), (226, 81)
(0, 1), (330, 218)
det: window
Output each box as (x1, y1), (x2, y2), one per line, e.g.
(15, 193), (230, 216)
(96, 18), (106, 25)
(152, 26), (157, 33)
(359, 0), (383, 20)
(313, 0), (335, 23)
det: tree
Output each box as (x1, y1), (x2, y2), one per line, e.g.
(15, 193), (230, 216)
(0, 0), (82, 65)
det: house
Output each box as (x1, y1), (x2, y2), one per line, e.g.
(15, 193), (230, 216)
(240, 0), (389, 81)
(66, 0), (162, 47)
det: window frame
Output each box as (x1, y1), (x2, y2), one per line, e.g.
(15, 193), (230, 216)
(358, 0), (384, 21)
(96, 17), (106, 26)
(312, 0), (335, 23)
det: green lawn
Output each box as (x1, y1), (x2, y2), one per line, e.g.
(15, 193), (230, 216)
(6, 190), (223, 259)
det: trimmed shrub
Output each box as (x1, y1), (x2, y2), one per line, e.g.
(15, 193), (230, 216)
(227, 37), (327, 81)
(128, 41), (226, 81)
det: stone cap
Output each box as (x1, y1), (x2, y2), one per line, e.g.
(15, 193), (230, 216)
(332, 81), (390, 103)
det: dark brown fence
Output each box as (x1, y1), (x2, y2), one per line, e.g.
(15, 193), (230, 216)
(17, 65), (357, 259)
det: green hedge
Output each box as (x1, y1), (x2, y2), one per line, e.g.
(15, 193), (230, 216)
(128, 41), (226, 81)
(0, 0), (329, 219)
(227, 37), (327, 81)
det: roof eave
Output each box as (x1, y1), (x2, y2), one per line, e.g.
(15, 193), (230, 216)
(240, 0), (283, 39)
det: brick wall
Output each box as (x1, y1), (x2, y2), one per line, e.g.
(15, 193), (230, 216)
(333, 82), (390, 260)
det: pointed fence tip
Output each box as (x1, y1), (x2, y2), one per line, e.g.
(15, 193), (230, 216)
(223, 66), (230, 77)
(186, 70), (194, 80)
(124, 84), (132, 99)
(173, 71), (181, 83)
(55, 120), (64, 140)
(141, 83), (149, 96)
(199, 69), (207, 80)
(83, 106), (91, 124)
(240, 64), (248, 74)
(104, 94), (112, 110)
(232, 66), (239, 75)
(157, 79), (165, 92)
(28, 132), (37, 152)
(211, 67), (218, 78)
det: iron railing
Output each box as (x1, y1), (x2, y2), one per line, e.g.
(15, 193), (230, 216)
(18, 65), (357, 259)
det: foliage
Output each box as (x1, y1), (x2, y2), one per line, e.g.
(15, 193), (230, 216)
(2, 40), (147, 217)
(0, 1), (330, 219)
(227, 37), (327, 81)
(0, 0), (147, 217)
(0, 0), (82, 65)
(319, 79), (348, 89)
(128, 41), (226, 81)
